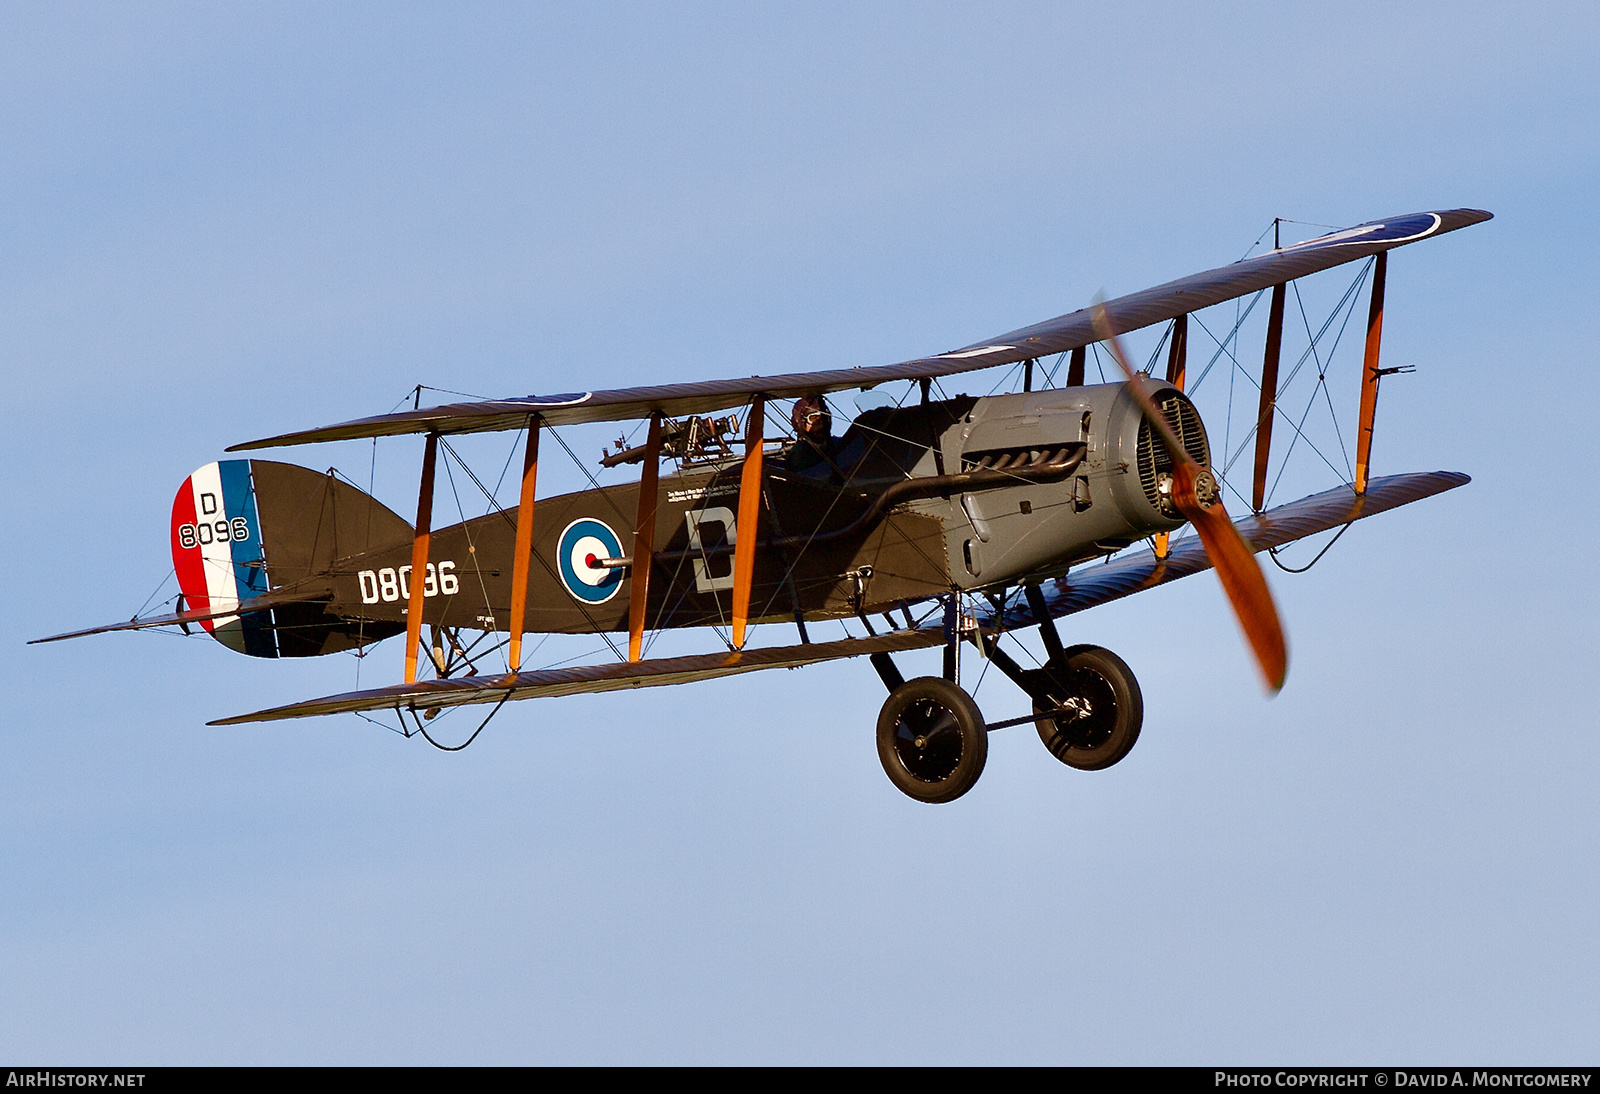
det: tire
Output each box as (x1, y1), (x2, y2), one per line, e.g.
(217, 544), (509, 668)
(875, 676), (988, 804)
(1029, 645), (1142, 771)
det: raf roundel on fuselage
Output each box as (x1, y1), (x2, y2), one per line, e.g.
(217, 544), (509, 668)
(556, 518), (625, 605)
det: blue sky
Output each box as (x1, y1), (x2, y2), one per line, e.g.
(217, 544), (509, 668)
(5, 2), (1597, 1063)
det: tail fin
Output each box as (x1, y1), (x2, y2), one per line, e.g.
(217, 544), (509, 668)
(171, 460), (411, 657)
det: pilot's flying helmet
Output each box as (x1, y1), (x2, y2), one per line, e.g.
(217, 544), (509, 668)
(791, 394), (831, 437)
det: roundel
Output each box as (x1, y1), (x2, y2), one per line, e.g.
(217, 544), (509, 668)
(556, 517), (625, 604)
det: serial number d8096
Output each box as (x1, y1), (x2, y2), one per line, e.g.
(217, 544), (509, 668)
(178, 518), (251, 549)
(358, 561), (459, 605)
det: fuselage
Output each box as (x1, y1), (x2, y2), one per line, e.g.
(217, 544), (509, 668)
(303, 379), (1210, 637)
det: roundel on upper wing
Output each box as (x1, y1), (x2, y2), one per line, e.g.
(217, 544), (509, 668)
(556, 517), (625, 604)
(508, 392), (592, 408)
(1284, 213), (1443, 253)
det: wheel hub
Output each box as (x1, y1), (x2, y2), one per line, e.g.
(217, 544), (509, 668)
(875, 676), (989, 804)
(1059, 696), (1091, 721)
(893, 698), (964, 783)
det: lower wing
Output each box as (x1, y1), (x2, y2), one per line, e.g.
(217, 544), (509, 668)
(211, 470), (1467, 725)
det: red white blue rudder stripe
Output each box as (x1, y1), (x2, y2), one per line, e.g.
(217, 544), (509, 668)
(171, 460), (278, 657)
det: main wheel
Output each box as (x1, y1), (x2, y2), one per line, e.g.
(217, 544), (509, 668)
(1027, 645), (1142, 771)
(875, 676), (988, 804)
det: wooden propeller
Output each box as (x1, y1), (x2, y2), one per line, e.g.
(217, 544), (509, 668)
(1092, 305), (1289, 693)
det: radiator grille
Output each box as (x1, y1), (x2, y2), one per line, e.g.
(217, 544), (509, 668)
(1136, 392), (1210, 512)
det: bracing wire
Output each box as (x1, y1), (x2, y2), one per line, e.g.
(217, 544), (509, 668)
(435, 435), (627, 664)
(133, 569), (179, 619)
(1210, 260), (1372, 496)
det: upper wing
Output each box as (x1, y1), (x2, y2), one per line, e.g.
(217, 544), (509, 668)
(209, 470), (1466, 725)
(229, 209), (1490, 449)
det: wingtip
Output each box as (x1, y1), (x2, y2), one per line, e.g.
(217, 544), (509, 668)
(225, 434), (295, 452)
(1442, 207), (1494, 230)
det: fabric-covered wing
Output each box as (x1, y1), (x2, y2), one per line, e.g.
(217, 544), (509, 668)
(210, 470), (1465, 725)
(977, 471), (1470, 632)
(211, 627), (947, 724)
(229, 210), (1490, 449)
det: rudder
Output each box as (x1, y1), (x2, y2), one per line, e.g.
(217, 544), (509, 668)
(171, 460), (412, 657)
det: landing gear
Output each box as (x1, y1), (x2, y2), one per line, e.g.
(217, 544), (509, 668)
(866, 592), (1140, 799)
(1025, 645), (1143, 771)
(876, 676), (988, 804)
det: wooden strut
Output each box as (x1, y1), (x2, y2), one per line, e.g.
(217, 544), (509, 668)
(1154, 315), (1188, 560)
(1253, 282), (1288, 513)
(505, 416), (541, 675)
(403, 432), (440, 685)
(1023, 582), (1065, 664)
(1066, 345), (1086, 388)
(942, 593), (960, 685)
(1355, 251), (1387, 495)
(1165, 313), (1188, 390)
(730, 396), (765, 649)
(627, 412), (664, 662)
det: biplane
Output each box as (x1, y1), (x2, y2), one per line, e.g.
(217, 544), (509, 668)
(36, 208), (1491, 803)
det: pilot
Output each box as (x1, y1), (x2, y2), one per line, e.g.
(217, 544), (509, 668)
(784, 394), (839, 476)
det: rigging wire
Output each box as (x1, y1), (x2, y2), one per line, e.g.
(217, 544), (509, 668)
(544, 425), (635, 529)
(488, 431), (522, 505)
(412, 383), (490, 402)
(133, 569), (179, 620)
(1145, 321), (1173, 373)
(984, 360), (1024, 397)
(1040, 350), (1069, 389)
(1292, 278), (1356, 476)
(1187, 288), (1268, 394)
(1214, 266), (1370, 494)
(1237, 217), (1344, 262)
(436, 435), (627, 664)
(635, 394), (799, 657)
(437, 444), (504, 668)
(752, 387), (992, 624)
(356, 710), (411, 736)
(1265, 336), (1356, 508)
(741, 395), (896, 643)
